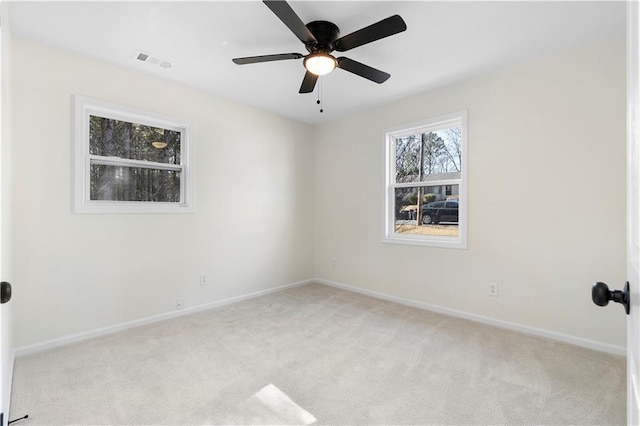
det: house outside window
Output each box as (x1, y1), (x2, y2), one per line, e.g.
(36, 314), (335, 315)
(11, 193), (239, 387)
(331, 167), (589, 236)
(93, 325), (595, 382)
(384, 111), (467, 249)
(73, 96), (194, 213)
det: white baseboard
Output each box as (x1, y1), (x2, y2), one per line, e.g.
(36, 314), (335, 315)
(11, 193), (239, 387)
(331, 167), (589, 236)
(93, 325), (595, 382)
(14, 279), (313, 357)
(315, 278), (626, 357)
(14, 277), (625, 358)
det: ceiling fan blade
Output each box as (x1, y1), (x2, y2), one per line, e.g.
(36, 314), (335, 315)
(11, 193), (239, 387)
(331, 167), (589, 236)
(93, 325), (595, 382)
(263, 1), (317, 45)
(299, 71), (318, 93)
(336, 57), (390, 84)
(232, 53), (304, 65)
(333, 15), (407, 52)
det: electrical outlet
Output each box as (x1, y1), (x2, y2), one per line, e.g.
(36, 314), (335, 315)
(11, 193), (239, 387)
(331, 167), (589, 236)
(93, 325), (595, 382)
(176, 298), (185, 310)
(488, 283), (499, 297)
(200, 274), (208, 286)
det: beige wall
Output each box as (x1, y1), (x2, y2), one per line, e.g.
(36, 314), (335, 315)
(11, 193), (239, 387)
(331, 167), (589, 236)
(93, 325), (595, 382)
(314, 36), (627, 349)
(11, 38), (315, 348)
(11, 34), (628, 352)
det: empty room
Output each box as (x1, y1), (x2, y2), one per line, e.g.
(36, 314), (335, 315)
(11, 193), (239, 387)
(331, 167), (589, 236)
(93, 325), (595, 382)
(0, 0), (637, 424)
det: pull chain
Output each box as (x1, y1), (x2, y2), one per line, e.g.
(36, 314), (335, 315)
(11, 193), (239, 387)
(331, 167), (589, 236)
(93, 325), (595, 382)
(316, 77), (324, 113)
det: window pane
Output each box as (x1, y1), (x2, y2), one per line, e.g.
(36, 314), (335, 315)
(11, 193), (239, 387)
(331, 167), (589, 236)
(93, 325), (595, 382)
(89, 115), (181, 164)
(395, 135), (421, 183)
(395, 127), (462, 183)
(90, 164), (181, 202)
(394, 186), (459, 237)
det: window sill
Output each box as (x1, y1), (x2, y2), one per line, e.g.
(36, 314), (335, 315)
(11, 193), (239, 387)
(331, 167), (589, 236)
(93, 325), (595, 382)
(75, 201), (194, 214)
(382, 234), (467, 249)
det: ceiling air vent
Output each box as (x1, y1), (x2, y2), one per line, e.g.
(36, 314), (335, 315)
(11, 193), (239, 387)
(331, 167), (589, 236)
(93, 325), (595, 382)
(135, 50), (172, 69)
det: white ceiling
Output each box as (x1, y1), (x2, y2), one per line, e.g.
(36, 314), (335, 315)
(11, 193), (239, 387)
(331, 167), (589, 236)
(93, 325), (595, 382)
(7, 1), (626, 125)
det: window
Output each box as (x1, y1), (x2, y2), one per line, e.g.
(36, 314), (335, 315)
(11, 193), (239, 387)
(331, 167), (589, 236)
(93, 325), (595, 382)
(73, 96), (194, 213)
(384, 111), (467, 248)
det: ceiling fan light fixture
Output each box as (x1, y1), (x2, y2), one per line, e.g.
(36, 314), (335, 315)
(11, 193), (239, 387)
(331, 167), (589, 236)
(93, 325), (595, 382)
(152, 141), (168, 149)
(304, 53), (336, 76)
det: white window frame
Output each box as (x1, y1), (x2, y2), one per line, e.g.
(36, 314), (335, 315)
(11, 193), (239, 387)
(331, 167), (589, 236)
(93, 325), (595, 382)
(383, 111), (467, 249)
(73, 95), (194, 214)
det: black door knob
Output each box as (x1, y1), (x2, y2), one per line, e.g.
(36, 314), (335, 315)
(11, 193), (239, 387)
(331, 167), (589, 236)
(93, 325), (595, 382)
(592, 281), (630, 314)
(0, 281), (11, 304)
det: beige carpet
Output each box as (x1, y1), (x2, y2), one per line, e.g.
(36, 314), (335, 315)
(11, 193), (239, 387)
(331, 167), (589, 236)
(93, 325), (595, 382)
(10, 283), (626, 425)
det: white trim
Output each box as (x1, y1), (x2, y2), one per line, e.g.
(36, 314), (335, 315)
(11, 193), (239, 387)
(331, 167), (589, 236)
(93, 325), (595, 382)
(382, 232), (464, 249)
(394, 179), (461, 189)
(316, 278), (626, 357)
(628, 1), (640, 423)
(384, 114), (463, 139)
(89, 156), (182, 172)
(13, 278), (625, 358)
(6, 351), (13, 425)
(14, 279), (313, 357)
(72, 95), (195, 214)
(0, 5), (14, 424)
(383, 110), (468, 249)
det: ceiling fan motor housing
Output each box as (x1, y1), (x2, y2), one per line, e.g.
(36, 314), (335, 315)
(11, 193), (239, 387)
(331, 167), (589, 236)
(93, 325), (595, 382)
(305, 20), (340, 52)
(231, 1), (407, 94)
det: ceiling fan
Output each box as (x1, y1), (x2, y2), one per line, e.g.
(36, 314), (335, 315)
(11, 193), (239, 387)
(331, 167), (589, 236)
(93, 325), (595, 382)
(232, 1), (407, 94)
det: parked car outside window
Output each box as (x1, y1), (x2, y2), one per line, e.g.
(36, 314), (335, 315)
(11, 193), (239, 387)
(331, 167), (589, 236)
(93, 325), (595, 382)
(421, 201), (459, 224)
